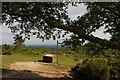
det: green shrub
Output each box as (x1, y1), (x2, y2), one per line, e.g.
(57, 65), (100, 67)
(2, 68), (9, 74)
(70, 59), (110, 80)
(103, 49), (120, 58)
(34, 52), (39, 55)
(108, 58), (120, 80)
(2, 52), (12, 55)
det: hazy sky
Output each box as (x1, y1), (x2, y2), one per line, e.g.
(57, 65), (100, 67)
(1, 4), (111, 45)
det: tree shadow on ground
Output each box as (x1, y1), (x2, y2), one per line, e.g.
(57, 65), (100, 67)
(1, 68), (73, 80)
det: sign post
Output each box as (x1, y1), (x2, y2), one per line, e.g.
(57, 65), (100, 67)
(56, 40), (63, 63)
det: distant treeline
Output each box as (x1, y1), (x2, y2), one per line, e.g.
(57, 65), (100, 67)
(26, 45), (66, 50)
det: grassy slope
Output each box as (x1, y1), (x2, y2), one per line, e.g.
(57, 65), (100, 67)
(2, 53), (84, 68)
(2, 45), (85, 67)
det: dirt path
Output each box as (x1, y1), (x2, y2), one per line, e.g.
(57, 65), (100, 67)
(2, 62), (72, 79)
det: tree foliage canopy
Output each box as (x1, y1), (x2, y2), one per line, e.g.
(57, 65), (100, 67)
(13, 34), (25, 45)
(2, 2), (120, 50)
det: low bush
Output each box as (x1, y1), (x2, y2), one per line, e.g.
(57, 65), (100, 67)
(70, 59), (110, 80)
(2, 68), (9, 74)
(2, 52), (12, 55)
(108, 58), (120, 80)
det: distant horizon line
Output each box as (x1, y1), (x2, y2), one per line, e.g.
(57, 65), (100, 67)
(1, 44), (58, 45)
(26, 44), (59, 46)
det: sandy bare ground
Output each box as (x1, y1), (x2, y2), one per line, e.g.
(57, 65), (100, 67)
(2, 62), (72, 79)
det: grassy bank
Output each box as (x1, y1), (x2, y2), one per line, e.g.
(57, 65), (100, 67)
(2, 45), (86, 67)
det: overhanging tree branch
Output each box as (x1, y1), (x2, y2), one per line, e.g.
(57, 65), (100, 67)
(3, 11), (120, 50)
(39, 14), (120, 50)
